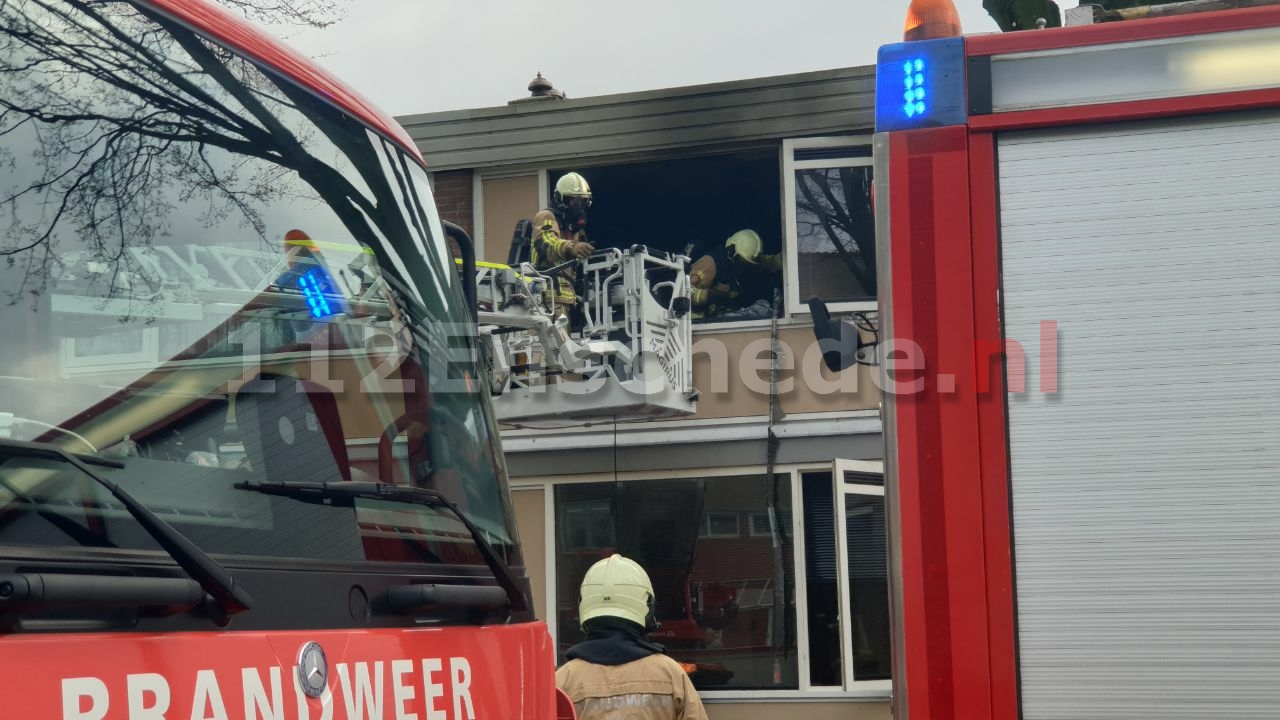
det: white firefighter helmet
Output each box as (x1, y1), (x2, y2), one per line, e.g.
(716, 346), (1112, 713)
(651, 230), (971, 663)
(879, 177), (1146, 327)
(578, 553), (654, 629)
(554, 172), (593, 206)
(725, 229), (763, 264)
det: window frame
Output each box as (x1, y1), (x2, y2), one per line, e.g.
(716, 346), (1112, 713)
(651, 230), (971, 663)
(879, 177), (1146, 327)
(59, 324), (160, 375)
(748, 511), (774, 538)
(531, 460), (891, 701)
(697, 510), (742, 539)
(533, 154), (790, 331)
(781, 136), (877, 317)
(832, 459), (892, 694)
(558, 498), (615, 551)
(475, 141), (879, 332)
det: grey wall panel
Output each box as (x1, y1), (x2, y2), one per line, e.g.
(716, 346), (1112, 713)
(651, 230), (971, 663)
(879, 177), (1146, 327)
(999, 110), (1280, 720)
(398, 67), (875, 171)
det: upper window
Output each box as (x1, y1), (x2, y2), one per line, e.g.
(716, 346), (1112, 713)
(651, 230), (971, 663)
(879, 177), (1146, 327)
(536, 138), (876, 326)
(560, 499), (615, 551)
(547, 150), (784, 325)
(783, 138), (877, 315)
(698, 511), (741, 539)
(749, 512), (774, 537)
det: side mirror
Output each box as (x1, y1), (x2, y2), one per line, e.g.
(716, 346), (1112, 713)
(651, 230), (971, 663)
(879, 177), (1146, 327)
(807, 296), (876, 372)
(442, 220), (478, 325)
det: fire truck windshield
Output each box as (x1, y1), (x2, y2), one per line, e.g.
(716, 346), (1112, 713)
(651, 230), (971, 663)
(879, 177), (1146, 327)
(0, 1), (519, 569)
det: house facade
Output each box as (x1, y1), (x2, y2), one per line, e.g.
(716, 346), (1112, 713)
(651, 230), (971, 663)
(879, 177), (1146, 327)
(399, 65), (892, 719)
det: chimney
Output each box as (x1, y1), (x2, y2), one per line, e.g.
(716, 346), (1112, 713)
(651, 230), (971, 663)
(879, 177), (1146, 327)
(510, 72), (567, 105)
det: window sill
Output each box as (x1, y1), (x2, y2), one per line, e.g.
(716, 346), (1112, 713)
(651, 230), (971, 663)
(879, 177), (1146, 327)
(699, 689), (892, 703)
(691, 316), (811, 336)
(788, 300), (878, 317)
(690, 304), (876, 336)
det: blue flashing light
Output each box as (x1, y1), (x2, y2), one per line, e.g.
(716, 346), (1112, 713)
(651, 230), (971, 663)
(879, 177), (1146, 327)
(298, 269), (337, 318)
(888, 63), (931, 120)
(875, 36), (967, 133)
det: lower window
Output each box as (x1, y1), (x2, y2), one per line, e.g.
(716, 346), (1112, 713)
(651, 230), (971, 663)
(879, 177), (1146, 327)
(555, 475), (799, 690)
(552, 463), (891, 693)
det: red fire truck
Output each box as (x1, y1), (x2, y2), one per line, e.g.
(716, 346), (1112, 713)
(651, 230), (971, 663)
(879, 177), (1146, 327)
(868, 1), (1280, 718)
(0, 1), (570, 718)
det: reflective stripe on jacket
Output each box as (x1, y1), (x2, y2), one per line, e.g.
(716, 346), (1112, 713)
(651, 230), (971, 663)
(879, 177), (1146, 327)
(530, 208), (581, 305)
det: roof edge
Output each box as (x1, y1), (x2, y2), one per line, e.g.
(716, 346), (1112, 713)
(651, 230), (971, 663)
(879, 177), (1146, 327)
(396, 65), (875, 127)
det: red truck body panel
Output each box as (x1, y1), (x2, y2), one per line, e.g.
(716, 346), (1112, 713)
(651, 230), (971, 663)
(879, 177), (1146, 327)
(882, 7), (1280, 718)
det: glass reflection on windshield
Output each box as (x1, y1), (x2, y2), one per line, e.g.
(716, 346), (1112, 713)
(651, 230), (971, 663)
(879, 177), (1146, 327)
(0, 0), (517, 566)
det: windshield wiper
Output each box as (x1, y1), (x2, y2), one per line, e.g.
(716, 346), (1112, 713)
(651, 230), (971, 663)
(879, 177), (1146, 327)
(0, 439), (252, 623)
(233, 480), (529, 615)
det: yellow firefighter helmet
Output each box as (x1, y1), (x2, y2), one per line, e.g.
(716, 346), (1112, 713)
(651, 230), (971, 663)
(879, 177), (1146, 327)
(554, 172), (593, 205)
(725, 229), (763, 264)
(578, 554), (655, 629)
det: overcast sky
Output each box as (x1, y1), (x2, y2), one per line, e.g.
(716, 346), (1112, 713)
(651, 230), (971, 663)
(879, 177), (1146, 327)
(279, 0), (1002, 118)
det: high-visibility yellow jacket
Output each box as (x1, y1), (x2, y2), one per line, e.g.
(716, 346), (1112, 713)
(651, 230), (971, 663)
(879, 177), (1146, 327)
(531, 208), (584, 305)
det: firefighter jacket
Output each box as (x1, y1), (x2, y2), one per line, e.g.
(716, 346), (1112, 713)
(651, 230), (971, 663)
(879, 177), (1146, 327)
(531, 208), (584, 306)
(689, 244), (784, 317)
(556, 654), (709, 720)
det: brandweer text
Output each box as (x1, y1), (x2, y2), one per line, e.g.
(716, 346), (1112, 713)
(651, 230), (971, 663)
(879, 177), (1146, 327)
(62, 657), (476, 720)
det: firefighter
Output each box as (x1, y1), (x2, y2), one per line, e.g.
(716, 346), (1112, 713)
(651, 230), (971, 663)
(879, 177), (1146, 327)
(698, 581), (738, 650)
(557, 554), (709, 720)
(532, 172), (596, 317)
(689, 229), (783, 319)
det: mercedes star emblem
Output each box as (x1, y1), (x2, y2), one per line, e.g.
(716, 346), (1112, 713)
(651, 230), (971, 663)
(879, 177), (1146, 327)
(296, 642), (328, 698)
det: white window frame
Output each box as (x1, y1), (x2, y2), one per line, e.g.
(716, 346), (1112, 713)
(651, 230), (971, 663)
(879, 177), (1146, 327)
(60, 325), (160, 376)
(697, 511), (741, 539)
(833, 459), (891, 694)
(748, 511), (774, 538)
(471, 171), (485, 261)
(532, 462), (891, 701)
(782, 136), (877, 317)
(558, 498), (615, 551)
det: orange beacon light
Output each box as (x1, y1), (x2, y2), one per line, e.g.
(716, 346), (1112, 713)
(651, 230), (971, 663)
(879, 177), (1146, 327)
(904, 0), (963, 42)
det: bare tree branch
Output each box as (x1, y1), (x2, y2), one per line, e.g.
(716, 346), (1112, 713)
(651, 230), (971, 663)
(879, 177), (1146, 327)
(215, 0), (347, 30)
(794, 169), (875, 293)
(0, 0), (408, 314)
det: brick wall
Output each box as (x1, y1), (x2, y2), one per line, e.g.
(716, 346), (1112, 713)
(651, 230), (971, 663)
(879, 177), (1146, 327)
(431, 169), (473, 258)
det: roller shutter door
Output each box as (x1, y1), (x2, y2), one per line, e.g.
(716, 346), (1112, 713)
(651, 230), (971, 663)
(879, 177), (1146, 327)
(999, 111), (1280, 720)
